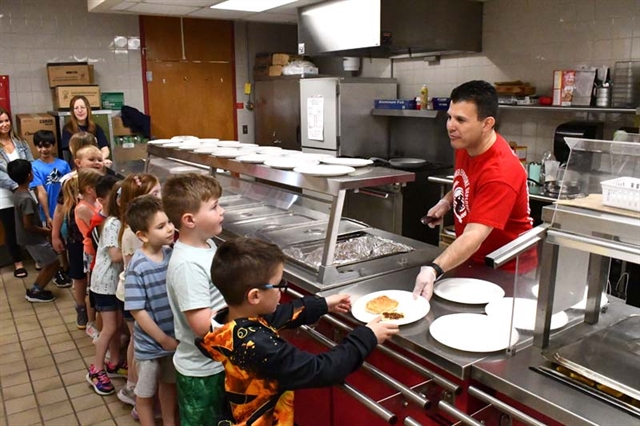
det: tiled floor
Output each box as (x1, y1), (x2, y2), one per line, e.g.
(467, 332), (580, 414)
(0, 262), (138, 426)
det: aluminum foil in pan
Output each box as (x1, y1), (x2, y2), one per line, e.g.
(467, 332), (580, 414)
(284, 234), (413, 270)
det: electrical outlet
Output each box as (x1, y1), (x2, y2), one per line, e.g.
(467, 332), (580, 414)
(242, 125), (248, 134)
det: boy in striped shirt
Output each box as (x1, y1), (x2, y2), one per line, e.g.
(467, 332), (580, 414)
(124, 195), (177, 426)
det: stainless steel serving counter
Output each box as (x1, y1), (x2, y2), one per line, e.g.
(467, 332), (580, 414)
(472, 302), (640, 426)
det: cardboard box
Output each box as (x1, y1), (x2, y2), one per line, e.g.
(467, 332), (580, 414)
(268, 65), (283, 77)
(52, 85), (101, 110)
(271, 53), (290, 66)
(553, 70), (576, 106)
(15, 113), (57, 157)
(253, 66), (269, 78)
(112, 116), (133, 136)
(47, 63), (94, 88)
(255, 53), (272, 67)
(101, 92), (124, 110)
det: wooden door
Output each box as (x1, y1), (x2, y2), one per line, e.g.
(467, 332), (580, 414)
(142, 16), (236, 139)
(146, 62), (235, 139)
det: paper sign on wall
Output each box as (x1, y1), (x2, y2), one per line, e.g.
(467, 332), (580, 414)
(307, 96), (324, 141)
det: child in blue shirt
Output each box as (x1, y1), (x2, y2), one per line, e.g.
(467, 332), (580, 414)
(31, 130), (71, 227)
(124, 195), (177, 426)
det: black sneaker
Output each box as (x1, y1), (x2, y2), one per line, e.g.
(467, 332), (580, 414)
(25, 289), (55, 303)
(54, 269), (72, 288)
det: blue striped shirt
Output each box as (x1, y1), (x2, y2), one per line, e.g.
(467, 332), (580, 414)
(125, 247), (175, 360)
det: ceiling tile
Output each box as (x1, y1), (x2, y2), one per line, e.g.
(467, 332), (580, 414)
(128, 3), (201, 15)
(142, 0), (215, 6)
(187, 8), (252, 19)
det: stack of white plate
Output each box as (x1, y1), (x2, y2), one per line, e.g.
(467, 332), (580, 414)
(193, 146), (219, 154)
(265, 157), (318, 170)
(178, 142), (202, 150)
(217, 141), (242, 148)
(236, 154), (272, 163)
(286, 152), (333, 162)
(199, 138), (219, 146)
(147, 139), (173, 145)
(320, 157), (374, 168)
(257, 146), (284, 155)
(161, 141), (183, 148)
(292, 165), (355, 176)
(210, 148), (241, 158)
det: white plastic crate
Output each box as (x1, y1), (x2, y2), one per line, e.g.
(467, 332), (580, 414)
(600, 177), (640, 212)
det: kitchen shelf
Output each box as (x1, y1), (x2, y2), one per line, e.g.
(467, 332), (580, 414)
(371, 109), (439, 118)
(498, 105), (638, 113)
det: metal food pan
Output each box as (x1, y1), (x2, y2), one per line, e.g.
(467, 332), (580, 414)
(224, 213), (319, 237)
(224, 205), (288, 224)
(258, 219), (368, 247)
(282, 232), (414, 271)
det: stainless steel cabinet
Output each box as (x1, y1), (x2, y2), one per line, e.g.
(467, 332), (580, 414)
(255, 78), (301, 151)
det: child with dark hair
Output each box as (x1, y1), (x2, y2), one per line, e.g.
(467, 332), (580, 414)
(7, 159), (60, 302)
(197, 237), (399, 426)
(125, 195), (177, 426)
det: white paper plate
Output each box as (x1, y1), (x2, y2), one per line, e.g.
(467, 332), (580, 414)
(161, 142), (183, 148)
(257, 146), (284, 154)
(217, 140), (242, 147)
(320, 157), (374, 167)
(286, 152), (333, 161)
(238, 143), (258, 148)
(265, 157), (319, 169)
(171, 135), (198, 141)
(485, 297), (568, 331)
(293, 165), (355, 176)
(351, 290), (430, 326)
(434, 278), (505, 305)
(178, 144), (202, 150)
(430, 313), (520, 352)
(147, 139), (173, 145)
(530, 284), (609, 310)
(236, 154), (271, 163)
(199, 139), (219, 146)
(210, 148), (241, 158)
(193, 147), (220, 154)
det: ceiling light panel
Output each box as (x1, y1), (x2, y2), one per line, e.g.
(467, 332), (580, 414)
(211, 0), (299, 13)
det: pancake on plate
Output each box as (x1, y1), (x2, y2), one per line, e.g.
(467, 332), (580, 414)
(365, 295), (399, 314)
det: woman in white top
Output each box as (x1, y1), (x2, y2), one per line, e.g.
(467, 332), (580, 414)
(0, 107), (34, 278)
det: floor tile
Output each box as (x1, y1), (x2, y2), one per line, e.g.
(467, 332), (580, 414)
(5, 394), (37, 415)
(71, 393), (106, 413)
(53, 349), (81, 364)
(24, 345), (51, 359)
(35, 388), (68, 406)
(6, 407), (41, 426)
(26, 355), (55, 370)
(76, 406), (111, 426)
(43, 413), (79, 425)
(45, 333), (72, 345)
(31, 376), (63, 394)
(49, 341), (77, 354)
(65, 382), (94, 399)
(61, 370), (88, 387)
(1, 371), (30, 388)
(28, 366), (59, 382)
(0, 342), (22, 355)
(2, 383), (33, 400)
(40, 400), (73, 421)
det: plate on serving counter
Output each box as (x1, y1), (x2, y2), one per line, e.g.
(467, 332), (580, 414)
(193, 147), (219, 154)
(236, 154), (271, 163)
(430, 313), (519, 352)
(265, 157), (318, 169)
(530, 284), (609, 310)
(434, 278), (505, 305)
(147, 139), (173, 145)
(485, 297), (568, 331)
(351, 290), (430, 326)
(161, 142), (183, 148)
(217, 140), (242, 147)
(209, 148), (241, 158)
(293, 165), (355, 176)
(320, 157), (374, 167)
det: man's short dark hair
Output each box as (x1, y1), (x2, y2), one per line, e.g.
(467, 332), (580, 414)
(126, 194), (165, 234)
(211, 237), (285, 306)
(450, 80), (498, 121)
(95, 175), (119, 199)
(33, 130), (56, 146)
(7, 159), (32, 185)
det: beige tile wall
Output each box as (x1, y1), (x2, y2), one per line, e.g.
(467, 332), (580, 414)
(0, 0), (144, 115)
(363, 0), (640, 162)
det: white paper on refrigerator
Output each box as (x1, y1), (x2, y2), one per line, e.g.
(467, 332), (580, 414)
(307, 96), (324, 141)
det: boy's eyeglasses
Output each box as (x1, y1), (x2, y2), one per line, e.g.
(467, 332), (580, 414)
(257, 278), (288, 293)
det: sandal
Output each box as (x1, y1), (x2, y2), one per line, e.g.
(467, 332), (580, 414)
(35, 263), (42, 271)
(14, 268), (28, 278)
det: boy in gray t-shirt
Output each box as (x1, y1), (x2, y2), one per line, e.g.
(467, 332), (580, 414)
(124, 195), (177, 426)
(8, 159), (60, 303)
(162, 173), (227, 426)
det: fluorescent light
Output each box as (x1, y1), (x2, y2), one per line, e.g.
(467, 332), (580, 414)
(210, 0), (298, 12)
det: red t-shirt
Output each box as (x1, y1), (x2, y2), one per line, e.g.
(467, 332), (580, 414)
(452, 133), (535, 270)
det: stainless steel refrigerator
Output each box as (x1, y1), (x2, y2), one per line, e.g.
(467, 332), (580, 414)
(300, 77), (397, 158)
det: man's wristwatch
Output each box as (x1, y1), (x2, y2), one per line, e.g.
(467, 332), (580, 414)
(426, 262), (445, 280)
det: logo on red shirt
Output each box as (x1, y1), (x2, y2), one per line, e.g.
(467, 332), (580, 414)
(452, 169), (470, 224)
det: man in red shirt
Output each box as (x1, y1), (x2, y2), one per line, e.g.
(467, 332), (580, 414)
(413, 80), (534, 300)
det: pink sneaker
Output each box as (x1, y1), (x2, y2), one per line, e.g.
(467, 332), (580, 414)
(86, 365), (115, 395)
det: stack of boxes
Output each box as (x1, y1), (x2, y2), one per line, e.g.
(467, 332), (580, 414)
(253, 53), (301, 78)
(47, 62), (100, 110)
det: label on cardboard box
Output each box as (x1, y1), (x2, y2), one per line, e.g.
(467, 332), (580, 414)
(47, 63), (94, 88)
(52, 85), (101, 110)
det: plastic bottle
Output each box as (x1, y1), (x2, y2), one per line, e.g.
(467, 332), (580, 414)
(420, 85), (428, 110)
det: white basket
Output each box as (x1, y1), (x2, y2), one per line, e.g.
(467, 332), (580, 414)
(600, 177), (640, 212)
